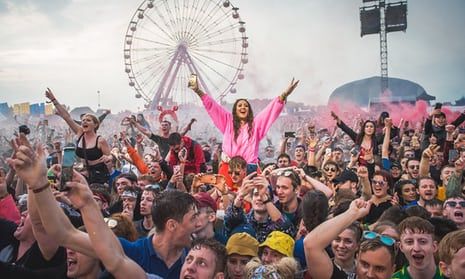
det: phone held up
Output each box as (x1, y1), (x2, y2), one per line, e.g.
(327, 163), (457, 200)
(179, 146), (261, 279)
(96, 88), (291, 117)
(199, 174), (217, 185)
(188, 73), (198, 89)
(284, 131), (296, 138)
(60, 147), (76, 191)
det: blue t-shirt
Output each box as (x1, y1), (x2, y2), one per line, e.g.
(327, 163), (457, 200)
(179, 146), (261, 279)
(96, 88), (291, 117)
(119, 235), (187, 279)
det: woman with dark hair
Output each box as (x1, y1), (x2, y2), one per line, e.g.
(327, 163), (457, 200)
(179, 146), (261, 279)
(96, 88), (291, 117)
(189, 76), (299, 188)
(45, 88), (111, 184)
(331, 112), (377, 166)
(136, 113), (151, 130)
(394, 179), (417, 207)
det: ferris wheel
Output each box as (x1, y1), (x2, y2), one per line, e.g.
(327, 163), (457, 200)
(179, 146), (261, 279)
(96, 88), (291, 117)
(124, 0), (249, 109)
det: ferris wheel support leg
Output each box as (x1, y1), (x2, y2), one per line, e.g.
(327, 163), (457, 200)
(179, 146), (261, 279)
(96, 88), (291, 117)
(150, 47), (183, 110)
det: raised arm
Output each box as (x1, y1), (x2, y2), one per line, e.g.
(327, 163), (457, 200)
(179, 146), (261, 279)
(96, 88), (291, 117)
(419, 144), (439, 177)
(45, 88), (82, 135)
(295, 167), (333, 198)
(67, 175), (147, 279)
(27, 189), (60, 261)
(8, 134), (96, 258)
(382, 118), (392, 159)
(303, 199), (371, 279)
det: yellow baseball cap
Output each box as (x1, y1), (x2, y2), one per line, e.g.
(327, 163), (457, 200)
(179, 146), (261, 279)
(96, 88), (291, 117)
(259, 231), (295, 257)
(226, 232), (259, 257)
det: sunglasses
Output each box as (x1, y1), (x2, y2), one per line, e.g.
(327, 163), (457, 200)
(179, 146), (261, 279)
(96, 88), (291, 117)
(276, 170), (295, 177)
(145, 184), (161, 192)
(408, 165), (420, 169)
(363, 231), (396, 246)
(104, 218), (118, 229)
(324, 167), (337, 172)
(372, 180), (386, 186)
(445, 201), (465, 208)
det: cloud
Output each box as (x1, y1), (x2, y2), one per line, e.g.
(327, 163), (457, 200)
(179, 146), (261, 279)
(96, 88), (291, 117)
(0, 0), (464, 112)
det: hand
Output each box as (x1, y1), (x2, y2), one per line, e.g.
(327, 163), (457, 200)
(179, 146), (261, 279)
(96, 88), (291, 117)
(213, 174), (228, 195)
(306, 135), (319, 149)
(61, 170), (95, 210)
(280, 78), (299, 100)
(331, 111), (339, 122)
(262, 164), (277, 176)
(422, 144), (440, 159)
(45, 88), (56, 102)
(121, 202), (134, 220)
(446, 124), (456, 134)
(188, 74), (199, 92)
(384, 117), (393, 128)
(7, 134), (48, 189)
(357, 166), (369, 180)
(390, 193), (400, 206)
(348, 198), (372, 219)
(238, 172), (256, 198)
(178, 147), (188, 163)
(398, 118), (404, 129)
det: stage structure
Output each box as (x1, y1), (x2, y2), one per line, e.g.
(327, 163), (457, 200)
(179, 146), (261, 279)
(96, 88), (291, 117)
(360, 0), (407, 92)
(123, 0), (249, 109)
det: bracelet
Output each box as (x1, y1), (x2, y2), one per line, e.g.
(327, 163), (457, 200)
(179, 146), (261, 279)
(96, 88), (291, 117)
(31, 182), (51, 194)
(308, 148), (316, 152)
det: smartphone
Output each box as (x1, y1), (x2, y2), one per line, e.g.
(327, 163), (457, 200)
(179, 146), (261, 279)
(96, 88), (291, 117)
(173, 165), (181, 174)
(179, 147), (187, 159)
(325, 148), (332, 156)
(351, 145), (360, 156)
(200, 174), (217, 185)
(434, 103), (442, 110)
(60, 147), (76, 191)
(188, 73), (198, 89)
(284, 131), (296, 138)
(449, 149), (459, 163)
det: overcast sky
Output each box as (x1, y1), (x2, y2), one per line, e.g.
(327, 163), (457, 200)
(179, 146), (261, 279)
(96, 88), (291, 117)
(0, 0), (464, 112)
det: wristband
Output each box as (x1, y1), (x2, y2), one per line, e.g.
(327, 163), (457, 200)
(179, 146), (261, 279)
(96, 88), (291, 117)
(262, 195), (272, 204)
(31, 182), (51, 194)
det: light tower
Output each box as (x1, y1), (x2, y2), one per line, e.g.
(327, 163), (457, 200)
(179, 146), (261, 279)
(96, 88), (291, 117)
(360, 0), (408, 92)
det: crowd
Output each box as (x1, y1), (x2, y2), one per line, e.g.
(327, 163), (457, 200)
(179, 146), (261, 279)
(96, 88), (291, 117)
(0, 84), (465, 279)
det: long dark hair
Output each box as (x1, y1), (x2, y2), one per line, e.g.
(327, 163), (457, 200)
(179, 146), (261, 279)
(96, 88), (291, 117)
(232, 98), (254, 142)
(355, 120), (376, 145)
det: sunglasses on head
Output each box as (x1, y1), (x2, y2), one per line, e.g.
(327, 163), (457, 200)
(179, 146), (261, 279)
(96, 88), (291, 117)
(145, 184), (161, 192)
(363, 231), (396, 246)
(276, 170), (295, 177)
(445, 201), (465, 208)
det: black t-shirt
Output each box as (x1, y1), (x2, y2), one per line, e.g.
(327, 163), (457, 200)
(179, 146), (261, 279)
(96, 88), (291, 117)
(331, 260), (349, 279)
(364, 200), (392, 224)
(149, 134), (170, 159)
(0, 218), (17, 250)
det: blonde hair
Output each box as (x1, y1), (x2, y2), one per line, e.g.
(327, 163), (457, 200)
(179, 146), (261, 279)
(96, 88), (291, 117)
(245, 257), (300, 279)
(83, 113), (100, 131)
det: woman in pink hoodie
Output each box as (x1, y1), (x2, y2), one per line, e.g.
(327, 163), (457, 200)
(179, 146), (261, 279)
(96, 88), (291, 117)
(189, 76), (299, 191)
